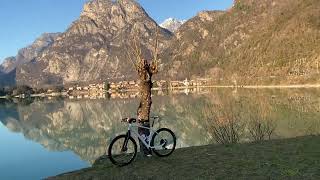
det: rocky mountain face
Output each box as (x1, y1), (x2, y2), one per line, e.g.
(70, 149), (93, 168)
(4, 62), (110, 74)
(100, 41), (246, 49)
(164, 0), (320, 85)
(0, 57), (16, 74)
(160, 18), (186, 32)
(0, 33), (60, 86)
(16, 0), (172, 87)
(1, 33), (60, 73)
(1, 0), (319, 87)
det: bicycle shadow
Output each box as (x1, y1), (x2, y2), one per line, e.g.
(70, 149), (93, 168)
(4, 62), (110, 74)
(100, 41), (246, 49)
(93, 152), (157, 168)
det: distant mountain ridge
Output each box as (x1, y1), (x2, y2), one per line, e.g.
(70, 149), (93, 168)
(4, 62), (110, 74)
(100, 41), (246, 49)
(0, 33), (60, 86)
(160, 18), (186, 32)
(0, 33), (60, 73)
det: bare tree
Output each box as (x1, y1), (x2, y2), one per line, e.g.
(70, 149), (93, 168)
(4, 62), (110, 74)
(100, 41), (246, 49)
(203, 103), (245, 145)
(127, 27), (160, 155)
(248, 118), (276, 142)
(247, 103), (276, 142)
(127, 28), (159, 121)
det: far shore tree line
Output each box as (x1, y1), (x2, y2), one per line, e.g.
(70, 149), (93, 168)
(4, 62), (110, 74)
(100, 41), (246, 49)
(0, 85), (64, 97)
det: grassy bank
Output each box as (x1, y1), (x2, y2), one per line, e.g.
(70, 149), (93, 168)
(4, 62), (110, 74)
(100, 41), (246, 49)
(48, 136), (320, 180)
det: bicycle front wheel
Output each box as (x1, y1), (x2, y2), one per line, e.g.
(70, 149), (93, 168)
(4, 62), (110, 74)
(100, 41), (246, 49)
(151, 128), (176, 157)
(108, 134), (137, 166)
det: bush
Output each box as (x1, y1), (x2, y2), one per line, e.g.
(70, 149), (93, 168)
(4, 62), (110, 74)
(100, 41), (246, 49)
(34, 88), (46, 94)
(52, 86), (64, 92)
(204, 103), (245, 144)
(0, 88), (5, 96)
(234, 1), (250, 11)
(13, 85), (35, 96)
(105, 82), (110, 90)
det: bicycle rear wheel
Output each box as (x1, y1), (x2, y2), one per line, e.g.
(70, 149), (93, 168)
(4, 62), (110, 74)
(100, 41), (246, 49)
(151, 128), (176, 157)
(108, 134), (137, 166)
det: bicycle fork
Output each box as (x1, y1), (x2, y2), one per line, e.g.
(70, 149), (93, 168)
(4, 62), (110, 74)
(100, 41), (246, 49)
(121, 130), (131, 152)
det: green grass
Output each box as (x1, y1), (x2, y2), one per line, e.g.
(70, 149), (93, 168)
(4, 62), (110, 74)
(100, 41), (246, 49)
(48, 136), (320, 180)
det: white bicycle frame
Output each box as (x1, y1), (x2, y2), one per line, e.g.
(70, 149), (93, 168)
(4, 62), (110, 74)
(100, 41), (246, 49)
(127, 121), (164, 150)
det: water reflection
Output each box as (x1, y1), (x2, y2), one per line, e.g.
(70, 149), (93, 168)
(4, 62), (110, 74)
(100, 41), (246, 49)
(1, 88), (320, 164)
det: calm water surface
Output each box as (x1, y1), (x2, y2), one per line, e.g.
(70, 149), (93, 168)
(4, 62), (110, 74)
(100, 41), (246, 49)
(1, 88), (320, 179)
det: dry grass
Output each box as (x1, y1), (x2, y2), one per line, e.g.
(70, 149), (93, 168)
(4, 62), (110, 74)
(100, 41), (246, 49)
(49, 135), (320, 180)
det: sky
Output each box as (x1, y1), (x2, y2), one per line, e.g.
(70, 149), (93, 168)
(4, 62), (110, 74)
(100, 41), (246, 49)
(0, 0), (233, 63)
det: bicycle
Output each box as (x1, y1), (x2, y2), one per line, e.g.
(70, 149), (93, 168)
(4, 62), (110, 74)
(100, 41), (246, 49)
(108, 116), (176, 166)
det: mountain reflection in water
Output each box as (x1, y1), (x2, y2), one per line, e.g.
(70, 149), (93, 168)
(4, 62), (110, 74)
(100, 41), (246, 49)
(1, 88), (320, 164)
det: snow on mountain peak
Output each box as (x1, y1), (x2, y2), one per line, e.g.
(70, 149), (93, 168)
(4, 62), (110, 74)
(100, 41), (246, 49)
(160, 18), (186, 32)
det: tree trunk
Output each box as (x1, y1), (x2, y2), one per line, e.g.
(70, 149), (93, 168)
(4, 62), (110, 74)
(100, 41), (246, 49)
(136, 62), (153, 122)
(136, 63), (153, 155)
(137, 80), (152, 121)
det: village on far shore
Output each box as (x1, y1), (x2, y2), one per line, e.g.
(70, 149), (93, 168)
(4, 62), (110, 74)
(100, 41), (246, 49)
(0, 78), (212, 100)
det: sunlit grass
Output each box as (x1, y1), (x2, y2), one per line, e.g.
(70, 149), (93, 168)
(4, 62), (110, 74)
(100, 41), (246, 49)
(49, 135), (320, 180)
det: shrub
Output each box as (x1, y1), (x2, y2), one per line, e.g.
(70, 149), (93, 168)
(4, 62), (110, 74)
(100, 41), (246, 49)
(13, 85), (35, 96)
(0, 88), (5, 96)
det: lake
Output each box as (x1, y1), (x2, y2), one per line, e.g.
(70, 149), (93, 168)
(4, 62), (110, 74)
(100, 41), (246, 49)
(1, 88), (320, 179)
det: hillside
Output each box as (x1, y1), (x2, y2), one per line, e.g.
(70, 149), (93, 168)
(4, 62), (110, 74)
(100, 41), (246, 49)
(164, 0), (320, 85)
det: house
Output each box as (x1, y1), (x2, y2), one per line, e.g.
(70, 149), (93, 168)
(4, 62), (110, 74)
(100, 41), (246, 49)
(129, 81), (136, 85)
(122, 81), (129, 86)
(197, 78), (209, 86)
(189, 80), (195, 86)
(183, 78), (190, 86)
(97, 83), (105, 89)
(110, 83), (115, 89)
(121, 93), (129, 99)
(170, 81), (182, 87)
(155, 80), (166, 87)
(89, 84), (96, 88)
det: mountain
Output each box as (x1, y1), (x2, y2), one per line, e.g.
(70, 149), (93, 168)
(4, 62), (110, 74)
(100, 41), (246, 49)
(0, 33), (60, 86)
(160, 18), (186, 32)
(16, 0), (172, 87)
(0, 57), (16, 74)
(2, 0), (320, 87)
(164, 0), (320, 85)
(0, 33), (60, 74)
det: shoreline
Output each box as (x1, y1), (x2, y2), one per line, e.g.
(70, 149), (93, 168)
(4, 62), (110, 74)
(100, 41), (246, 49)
(162, 84), (320, 89)
(185, 84), (320, 89)
(1, 84), (320, 99)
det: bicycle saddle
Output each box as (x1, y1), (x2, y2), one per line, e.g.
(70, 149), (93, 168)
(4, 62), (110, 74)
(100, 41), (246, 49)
(122, 118), (136, 123)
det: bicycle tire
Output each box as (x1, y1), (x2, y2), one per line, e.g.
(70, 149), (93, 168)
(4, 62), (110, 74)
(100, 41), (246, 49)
(108, 134), (137, 166)
(151, 128), (176, 157)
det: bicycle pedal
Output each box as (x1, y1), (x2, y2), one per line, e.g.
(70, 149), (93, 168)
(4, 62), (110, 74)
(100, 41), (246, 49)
(146, 154), (152, 157)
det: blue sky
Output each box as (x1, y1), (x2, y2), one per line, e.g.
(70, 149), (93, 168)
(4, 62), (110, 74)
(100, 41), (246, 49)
(0, 0), (233, 63)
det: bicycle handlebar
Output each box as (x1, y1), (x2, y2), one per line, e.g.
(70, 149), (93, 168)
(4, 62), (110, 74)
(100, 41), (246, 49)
(121, 118), (129, 122)
(121, 116), (160, 126)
